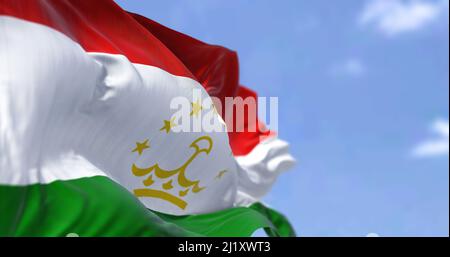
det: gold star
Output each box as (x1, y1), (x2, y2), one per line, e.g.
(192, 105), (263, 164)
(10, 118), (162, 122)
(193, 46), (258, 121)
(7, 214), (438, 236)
(132, 139), (150, 155)
(159, 117), (177, 133)
(190, 100), (203, 117)
(215, 170), (228, 180)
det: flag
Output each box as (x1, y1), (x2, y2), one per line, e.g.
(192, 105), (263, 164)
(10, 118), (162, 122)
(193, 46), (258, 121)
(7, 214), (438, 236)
(0, 0), (296, 237)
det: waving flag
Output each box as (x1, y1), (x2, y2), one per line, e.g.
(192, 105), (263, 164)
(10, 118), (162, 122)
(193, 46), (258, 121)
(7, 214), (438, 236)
(0, 0), (295, 237)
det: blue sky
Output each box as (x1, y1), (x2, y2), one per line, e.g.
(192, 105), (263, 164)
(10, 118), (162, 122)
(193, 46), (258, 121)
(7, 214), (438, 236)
(116, 0), (449, 236)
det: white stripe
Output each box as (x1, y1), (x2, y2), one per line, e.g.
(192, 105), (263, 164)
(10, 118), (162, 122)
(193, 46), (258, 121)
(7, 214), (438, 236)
(235, 137), (296, 206)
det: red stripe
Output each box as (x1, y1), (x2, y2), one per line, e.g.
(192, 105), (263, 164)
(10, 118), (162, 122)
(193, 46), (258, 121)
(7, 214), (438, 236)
(0, 0), (194, 79)
(228, 86), (274, 156)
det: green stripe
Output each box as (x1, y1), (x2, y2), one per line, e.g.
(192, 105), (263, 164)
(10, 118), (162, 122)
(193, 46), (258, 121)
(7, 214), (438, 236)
(0, 176), (295, 237)
(249, 203), (297, 237)
(0, 176), (192, 236)
(155, 203), (295, 237)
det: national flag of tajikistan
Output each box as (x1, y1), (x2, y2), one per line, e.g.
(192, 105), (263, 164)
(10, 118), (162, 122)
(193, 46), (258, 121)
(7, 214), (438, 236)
(0, 0), (296, 237)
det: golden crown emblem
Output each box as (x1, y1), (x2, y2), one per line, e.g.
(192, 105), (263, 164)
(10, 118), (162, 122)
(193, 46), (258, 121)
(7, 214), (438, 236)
(131, 136), (213, 210)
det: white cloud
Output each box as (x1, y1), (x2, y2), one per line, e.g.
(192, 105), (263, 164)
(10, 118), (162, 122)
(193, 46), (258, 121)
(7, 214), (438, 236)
(359, 0), (449, 36)
(412, 119), (449, 158)
(330, 58), (366, 77)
